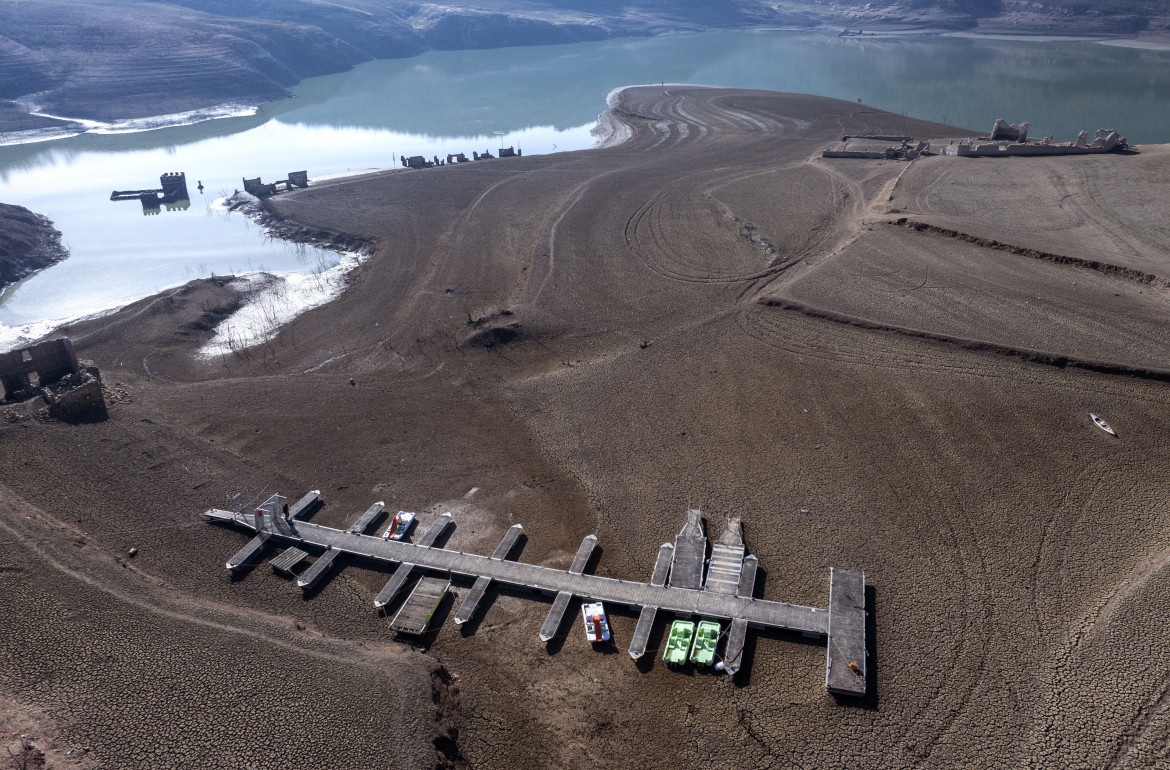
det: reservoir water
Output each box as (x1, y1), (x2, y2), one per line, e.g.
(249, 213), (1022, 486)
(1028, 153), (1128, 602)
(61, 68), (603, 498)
(3, 30), (1170, 348)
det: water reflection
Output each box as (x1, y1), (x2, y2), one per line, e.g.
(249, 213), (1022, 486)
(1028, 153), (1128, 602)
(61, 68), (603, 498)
(110, 171), (192, 216)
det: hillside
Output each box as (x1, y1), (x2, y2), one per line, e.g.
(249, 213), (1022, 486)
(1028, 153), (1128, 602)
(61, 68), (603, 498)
(1, 0), (1168, 132)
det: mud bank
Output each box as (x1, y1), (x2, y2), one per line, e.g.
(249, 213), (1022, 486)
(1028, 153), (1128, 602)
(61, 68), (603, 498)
(0, 203), (68, 292)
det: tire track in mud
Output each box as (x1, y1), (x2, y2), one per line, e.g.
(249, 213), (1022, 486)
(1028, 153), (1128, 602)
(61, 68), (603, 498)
(382, 168), (534, 334)
(732, 306), (985, 379)
(623, 157), (863, 288)
(523, 167), (629, 307)
(0, 486), (405, 671)
(894, 399), (997, 768)
(623, 167), (798, 285)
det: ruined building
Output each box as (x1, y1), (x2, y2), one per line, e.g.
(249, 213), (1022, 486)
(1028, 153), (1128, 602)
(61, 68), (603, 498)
(0, 338), (106, 421)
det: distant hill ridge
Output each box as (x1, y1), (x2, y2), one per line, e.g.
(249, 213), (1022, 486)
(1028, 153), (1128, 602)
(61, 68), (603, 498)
(1, 0), (1168, 130)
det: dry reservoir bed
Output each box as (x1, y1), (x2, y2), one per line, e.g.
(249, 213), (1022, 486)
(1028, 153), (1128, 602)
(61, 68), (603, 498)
(2, 87), (1169, 769)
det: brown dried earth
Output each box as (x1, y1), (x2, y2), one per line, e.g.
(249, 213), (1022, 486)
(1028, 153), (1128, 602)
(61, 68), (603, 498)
(2, 86), (1170, 768)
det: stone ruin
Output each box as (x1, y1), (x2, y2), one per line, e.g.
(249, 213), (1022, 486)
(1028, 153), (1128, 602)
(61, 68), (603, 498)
(0, 338), (106, 422)
(821, 138), (931, 161)
(991, 119), (1030, 143)
(242, 172), (309, 198)
(1076, 128), (1124, 150)
(944, 121), (1128, 157)
(404, 149), (522, 169)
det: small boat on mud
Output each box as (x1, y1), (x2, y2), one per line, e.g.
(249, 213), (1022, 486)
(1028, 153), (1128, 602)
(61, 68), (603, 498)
(582, 601), (611, 643)
(1089, 413), (1117, 437)
(690, 620), (721, 666)
(663, 620), (695, 664)
(382, 511), (416, 540)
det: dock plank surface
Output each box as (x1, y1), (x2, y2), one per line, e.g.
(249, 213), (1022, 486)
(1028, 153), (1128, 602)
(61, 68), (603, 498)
(270, 547), (308, 574)
(226, 533), (269, 570)
(288, 490), (320, 520)
(628, 605), (658, 660)
(669, 510), (706, 590)
(209, 497), (866, 692)
(490, 524), (523, 560)
(650, 543), (673, 587)
(297, 547), (341, 590)
(826, 568), (867, 695)
(737, 555), (758, 598)
(417, 513), (452, 547)
(724, 617), (749, 675)
(540, 591), (573, 642)
(374, 563), (415, 608)
(455, 575), (492, 624)
(346, 502), (385, 534)
(569, 535), (596, 574)
(281, 521), (829, 634)
(704, 542), (746, 595)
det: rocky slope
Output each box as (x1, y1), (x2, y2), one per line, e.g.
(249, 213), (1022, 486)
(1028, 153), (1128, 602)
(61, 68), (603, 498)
(0, 202), (67, 291)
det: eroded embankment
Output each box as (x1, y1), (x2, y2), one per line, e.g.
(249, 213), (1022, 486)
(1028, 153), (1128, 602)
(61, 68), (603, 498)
(760, 295), (1170, 383)
(0, 203), (68, 292)
(225, 193), (376, 257)
(198, 194), (377, 358)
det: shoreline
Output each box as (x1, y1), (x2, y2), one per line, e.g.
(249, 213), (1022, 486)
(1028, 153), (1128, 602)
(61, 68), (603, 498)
(194, 193), (375, 359)
(0, 101), (264, 147)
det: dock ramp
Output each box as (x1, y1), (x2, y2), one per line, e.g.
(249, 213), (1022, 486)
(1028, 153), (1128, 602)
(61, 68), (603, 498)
(270, 547), (309, 575)
(391, 577), (450, 634)
(669, 508), (706, 589)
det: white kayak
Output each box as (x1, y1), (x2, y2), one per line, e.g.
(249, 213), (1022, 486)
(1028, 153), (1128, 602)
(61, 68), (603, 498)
(1089, 413), (1116, 436)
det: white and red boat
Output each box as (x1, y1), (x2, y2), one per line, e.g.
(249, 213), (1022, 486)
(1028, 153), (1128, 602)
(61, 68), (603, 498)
(581, 601), (611, 643)
(382, 511), (416, 540)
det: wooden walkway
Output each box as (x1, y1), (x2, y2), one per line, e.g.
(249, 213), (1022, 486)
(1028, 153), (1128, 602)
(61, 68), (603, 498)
(205, 494), (866, 695)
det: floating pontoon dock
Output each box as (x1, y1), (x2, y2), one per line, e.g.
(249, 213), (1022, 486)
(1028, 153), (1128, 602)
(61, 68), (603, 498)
(205, 492), (867, 696)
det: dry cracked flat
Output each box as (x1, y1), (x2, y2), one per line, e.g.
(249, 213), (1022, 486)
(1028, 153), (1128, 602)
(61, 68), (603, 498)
(3, 87), (1169, 769)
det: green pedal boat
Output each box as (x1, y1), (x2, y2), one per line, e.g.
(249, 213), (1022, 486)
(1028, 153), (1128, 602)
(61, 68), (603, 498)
(663, 620), (695, 664)
(690, 620), (721, 666)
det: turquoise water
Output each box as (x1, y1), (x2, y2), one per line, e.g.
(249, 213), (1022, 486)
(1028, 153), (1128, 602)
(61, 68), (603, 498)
(2, 30), (1169, 346)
